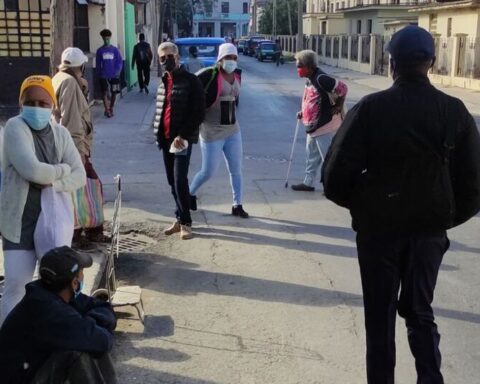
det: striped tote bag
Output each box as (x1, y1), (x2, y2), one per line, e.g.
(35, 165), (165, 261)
(72, 177), (105, 229)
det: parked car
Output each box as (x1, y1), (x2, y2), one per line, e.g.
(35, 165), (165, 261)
(256, 41), (276, 62)
(175, 37), (226, 68)
(245, 36), (264, 56)
(237, 39), (247, 53)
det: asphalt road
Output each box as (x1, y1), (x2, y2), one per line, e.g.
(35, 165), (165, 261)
(93, 57), (480, 384)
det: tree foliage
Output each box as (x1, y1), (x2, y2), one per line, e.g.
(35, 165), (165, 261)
(259, 0), (298, 36)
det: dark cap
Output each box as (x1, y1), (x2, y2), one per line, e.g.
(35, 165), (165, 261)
(386, 25), (435, 62)
(100, 29), (112, 38)
(40, 246), (93, 286)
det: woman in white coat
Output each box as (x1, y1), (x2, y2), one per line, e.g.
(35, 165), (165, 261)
(0, 75), (86, 324)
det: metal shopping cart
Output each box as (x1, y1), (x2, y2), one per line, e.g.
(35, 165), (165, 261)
(92, 175), (145, 324)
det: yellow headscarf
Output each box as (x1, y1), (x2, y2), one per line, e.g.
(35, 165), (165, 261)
(19, 75), (57, 106)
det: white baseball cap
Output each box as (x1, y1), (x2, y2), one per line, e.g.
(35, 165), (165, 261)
(217, 43), (238, 62)
(60, 47), (88, 68)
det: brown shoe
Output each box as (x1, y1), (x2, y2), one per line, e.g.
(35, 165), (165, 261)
(164, 222), (181, 236)
(180, 225), (193, 240)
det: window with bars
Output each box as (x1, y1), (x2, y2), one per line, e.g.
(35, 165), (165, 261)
(0, 0), (50, 57)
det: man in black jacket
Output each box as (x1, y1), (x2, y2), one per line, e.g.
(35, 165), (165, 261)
(153, 42), (205, 240)
(132, 33), (153, 94)
(0, 246), (117, 383)
(322, 26), (480, 384)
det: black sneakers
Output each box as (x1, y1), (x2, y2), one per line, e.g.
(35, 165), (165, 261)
(232, 205), (249, 219)
(291, 183), (315, 192)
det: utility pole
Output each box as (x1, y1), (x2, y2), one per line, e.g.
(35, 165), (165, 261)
(287, 0), (293, 36)
(297, 0), (303, 51)
(49, 0), (74, 75)
(273, 0), (277, 37)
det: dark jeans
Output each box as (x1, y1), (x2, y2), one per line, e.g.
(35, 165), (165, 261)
(31, 351), (117, 384)
(137, 63), (150, 90)
(73, 157), (103, 240)
(161, 141), (192, 225)
(356, 232), (448, 384)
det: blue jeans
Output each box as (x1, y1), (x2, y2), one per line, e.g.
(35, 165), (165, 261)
(190, 131), (243, 206)
(304, 132), (335, 187)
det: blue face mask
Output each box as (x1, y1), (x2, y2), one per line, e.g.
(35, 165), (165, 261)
(74, 280), (84, 299)
(21, 106), (52, 131)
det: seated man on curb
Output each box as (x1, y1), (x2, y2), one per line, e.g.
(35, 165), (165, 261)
(0, 246), (117, 384)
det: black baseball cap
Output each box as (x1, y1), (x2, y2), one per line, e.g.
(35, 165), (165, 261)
(386, 25), (435, 63)
(40, 246), (93, 286)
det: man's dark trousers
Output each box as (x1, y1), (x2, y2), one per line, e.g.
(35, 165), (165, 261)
(356, 232), (449, 384)
(137, 63), (150, 90)
(161, 141), (192, 225)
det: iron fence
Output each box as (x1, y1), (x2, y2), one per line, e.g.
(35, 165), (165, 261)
(325, 36), (332, 58)
(351, 35), (358, 62)
(341, 35), (348, 59)
(458, 37), (480, 79)
(361, 35), (371, 63)
(333, 36), (339, 59)
(432, 37), (453, 76)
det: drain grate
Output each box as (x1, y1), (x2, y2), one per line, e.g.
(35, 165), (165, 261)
(108, 234), (156, 253)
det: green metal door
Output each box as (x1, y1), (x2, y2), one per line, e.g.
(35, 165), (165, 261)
(124, 2), (138, 88)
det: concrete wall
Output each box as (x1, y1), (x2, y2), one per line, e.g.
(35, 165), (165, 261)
(345, 9), (414, 35)
(105, 0), (126, 55)
(88, 5), (106, 54)
(418, 8), (479, 38)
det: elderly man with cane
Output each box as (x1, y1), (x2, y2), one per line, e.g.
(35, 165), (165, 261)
(287, 50), (347, 191)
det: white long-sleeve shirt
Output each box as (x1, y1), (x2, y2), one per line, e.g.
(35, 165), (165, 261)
(0, 116), (86, 243)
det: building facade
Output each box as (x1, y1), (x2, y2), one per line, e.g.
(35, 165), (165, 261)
(0, 0), (155, 113)
(304, 0), (417, 36)
(411, 0), (480, 88)
(193, 0), (251, 38)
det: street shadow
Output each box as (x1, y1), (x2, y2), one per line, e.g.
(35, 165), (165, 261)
(193, 226), (358, 259)
(114, 364), (220, 384)
(114, 252), (480, 324)
(116, 253), (362, 308)
(202, 212), (356, 241)
(449, 240), (480, 254)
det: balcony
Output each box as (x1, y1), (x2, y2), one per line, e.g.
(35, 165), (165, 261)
(193, 12), (251, 22)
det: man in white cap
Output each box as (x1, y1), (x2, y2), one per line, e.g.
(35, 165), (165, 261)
(53, 47), (108, 248)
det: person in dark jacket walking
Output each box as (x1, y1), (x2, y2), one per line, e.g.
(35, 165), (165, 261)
(153, 42), (205, 240)
(0, 246), (117, 383)
(132, 33), (153, 94)
(322, 26), (480, 384)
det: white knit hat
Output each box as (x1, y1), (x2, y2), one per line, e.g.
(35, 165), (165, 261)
(217, 43), (238, 62)
(60, 47), (88, 68)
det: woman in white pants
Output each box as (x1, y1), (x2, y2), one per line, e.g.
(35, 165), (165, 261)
(0, 76), (85, 324)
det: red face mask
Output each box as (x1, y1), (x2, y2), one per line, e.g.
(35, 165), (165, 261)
(297, 67), (310, 78)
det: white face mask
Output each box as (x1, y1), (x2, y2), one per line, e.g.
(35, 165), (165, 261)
(222, 60), (237, 74)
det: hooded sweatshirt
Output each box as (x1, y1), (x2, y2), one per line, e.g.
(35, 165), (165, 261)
(0, 281), (116, 383)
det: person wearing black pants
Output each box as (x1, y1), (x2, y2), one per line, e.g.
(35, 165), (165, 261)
(137, 62), (151, 92)
(322, 26), (480, 383)
(132, 33), (153, 94)
(153, 41), (205, 240)
(161, 142), (193, 229)
(357, 232), (448, 383)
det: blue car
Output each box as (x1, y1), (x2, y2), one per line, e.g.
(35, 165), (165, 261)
(175, 37), (226, 69)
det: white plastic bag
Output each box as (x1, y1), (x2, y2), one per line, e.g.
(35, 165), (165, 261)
(34, 187), (74, 258)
